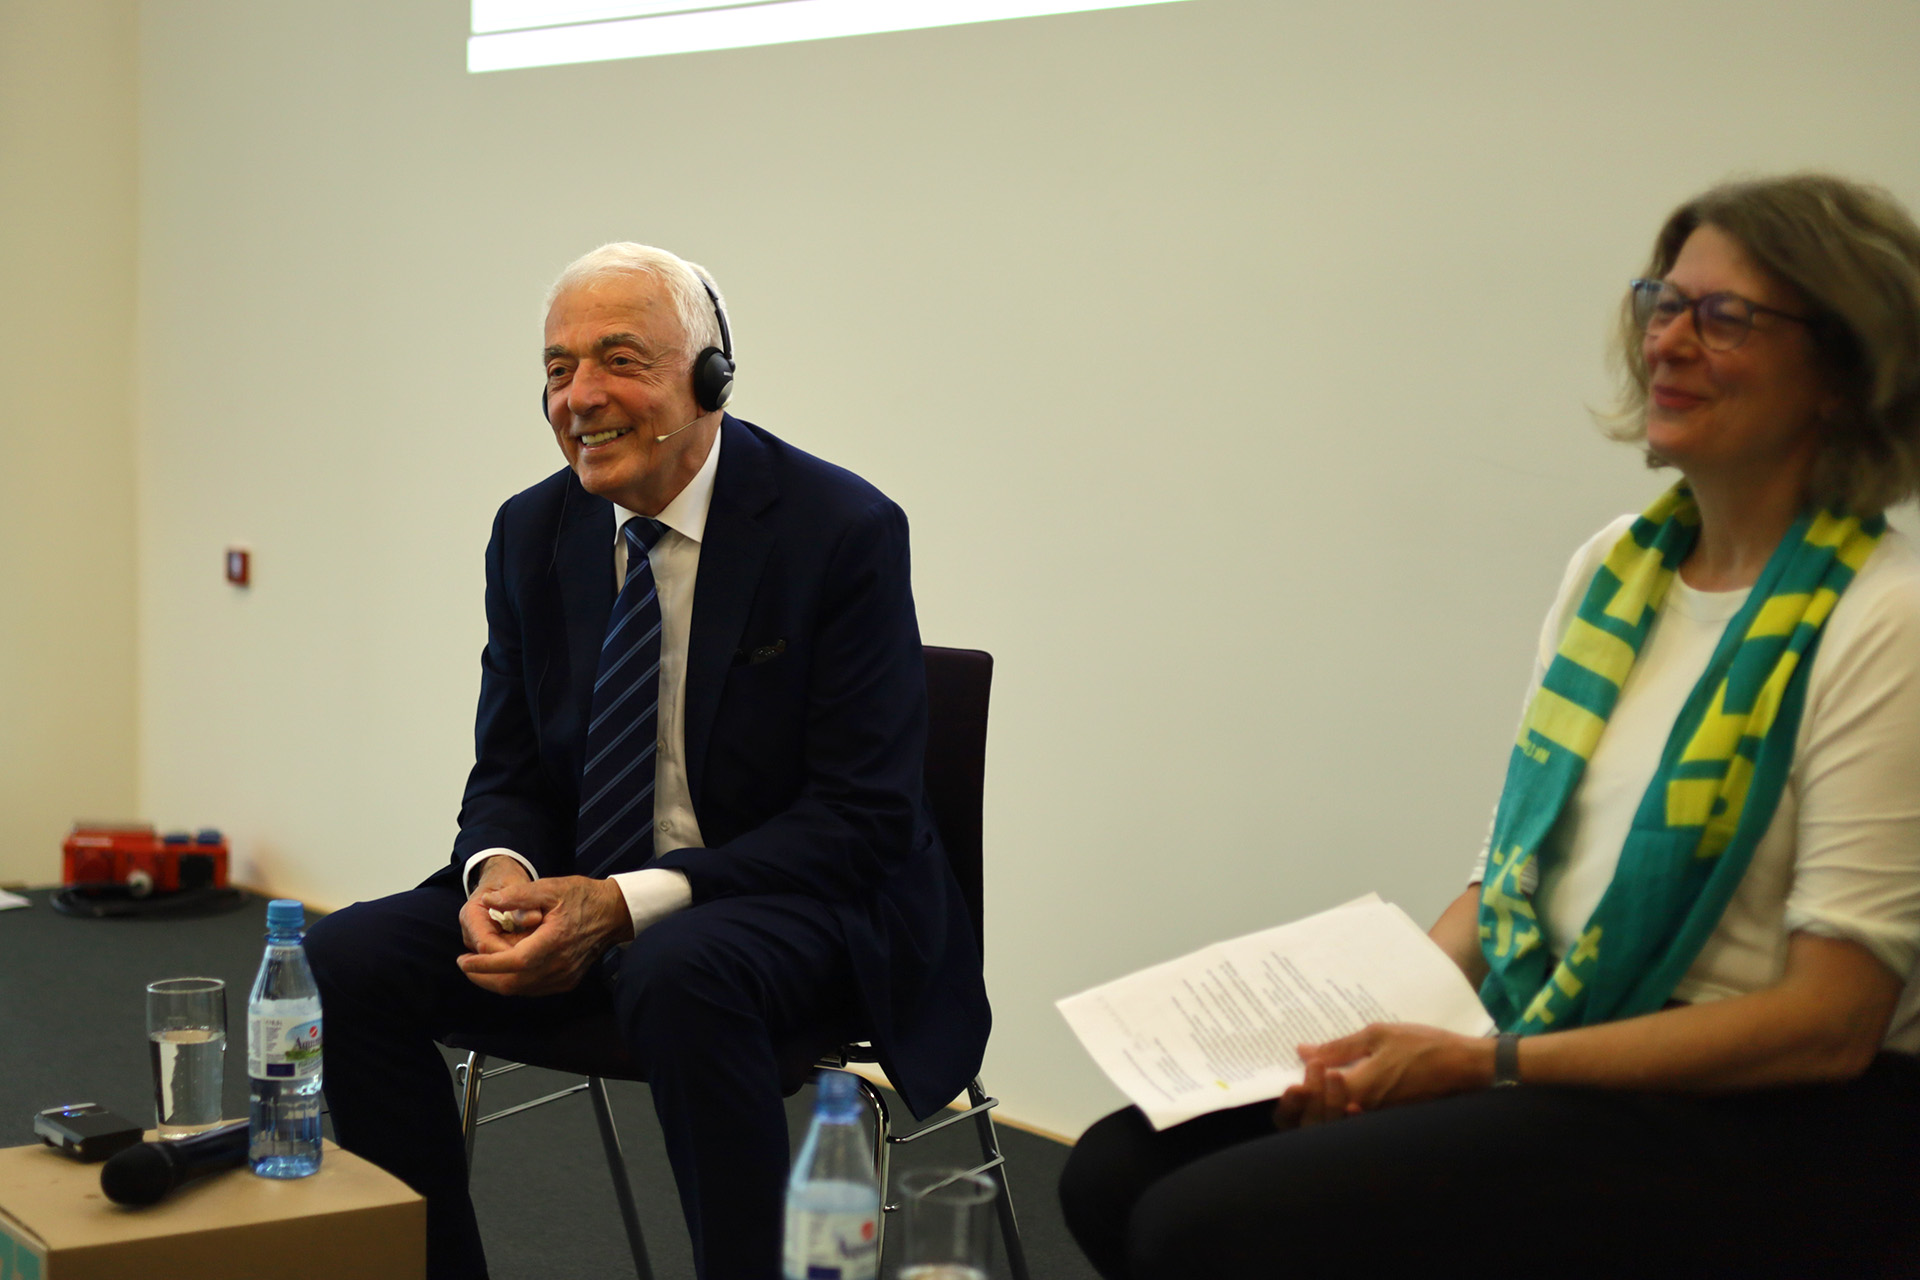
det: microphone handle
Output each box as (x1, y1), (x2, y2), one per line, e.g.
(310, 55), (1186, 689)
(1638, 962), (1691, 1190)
(165, 1119), (252, 1174)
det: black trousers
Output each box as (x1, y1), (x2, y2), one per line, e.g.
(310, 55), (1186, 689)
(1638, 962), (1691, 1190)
(1059, 1054), (1920, 1279)
(305, 884), (856, 1280)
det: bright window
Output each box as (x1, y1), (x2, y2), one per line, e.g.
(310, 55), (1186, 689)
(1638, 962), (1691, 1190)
(469, 0), (1200, 73)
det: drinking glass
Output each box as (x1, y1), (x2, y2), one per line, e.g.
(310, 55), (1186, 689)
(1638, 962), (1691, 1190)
(147, 977), (227, 1137)
(895, 1168), (995, 1280)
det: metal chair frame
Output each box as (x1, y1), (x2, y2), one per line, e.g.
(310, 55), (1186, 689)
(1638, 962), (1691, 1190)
(451, 646), (1030, 1280)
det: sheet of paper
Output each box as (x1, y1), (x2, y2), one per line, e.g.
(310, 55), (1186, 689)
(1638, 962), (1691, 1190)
(1057, 895), (1494, 1130)
(0, 888), (30, 911)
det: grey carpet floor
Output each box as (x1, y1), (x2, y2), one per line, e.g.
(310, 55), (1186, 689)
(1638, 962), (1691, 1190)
(0, 888), (1098, 1279)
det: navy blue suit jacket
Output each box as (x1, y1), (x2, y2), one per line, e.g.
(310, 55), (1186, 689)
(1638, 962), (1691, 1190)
(442, 416), (988, 1119)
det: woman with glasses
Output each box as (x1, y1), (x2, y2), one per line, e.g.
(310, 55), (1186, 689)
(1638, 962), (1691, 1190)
(1060, 173), (1920, 1278)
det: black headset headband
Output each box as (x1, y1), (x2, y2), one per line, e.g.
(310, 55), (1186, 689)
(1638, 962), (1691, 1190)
(701, 276), (733, 365)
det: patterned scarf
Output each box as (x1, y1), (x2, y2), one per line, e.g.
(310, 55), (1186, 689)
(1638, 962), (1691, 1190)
(1479, 482), (1884, 1032)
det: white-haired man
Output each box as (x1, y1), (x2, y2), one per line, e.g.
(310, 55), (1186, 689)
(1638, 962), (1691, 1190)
(308, 245), (989, 1280)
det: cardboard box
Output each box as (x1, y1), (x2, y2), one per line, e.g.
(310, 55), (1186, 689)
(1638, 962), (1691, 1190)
(0, 1140), (422, 1279)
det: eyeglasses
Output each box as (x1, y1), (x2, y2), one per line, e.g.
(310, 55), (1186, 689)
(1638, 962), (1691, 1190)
(1628, 278), (1812, 352)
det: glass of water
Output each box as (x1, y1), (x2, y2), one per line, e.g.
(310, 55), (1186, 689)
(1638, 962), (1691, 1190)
(147, 977), (227, 1138)
(895, 1168), (996, 1280)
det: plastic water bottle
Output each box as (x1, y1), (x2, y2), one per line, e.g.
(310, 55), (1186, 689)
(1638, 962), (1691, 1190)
(247, 898), (323, 1178)
(782, 1070), (880, 1280)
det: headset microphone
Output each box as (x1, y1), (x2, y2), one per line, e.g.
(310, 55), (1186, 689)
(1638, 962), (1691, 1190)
(655, 415), (703, 444)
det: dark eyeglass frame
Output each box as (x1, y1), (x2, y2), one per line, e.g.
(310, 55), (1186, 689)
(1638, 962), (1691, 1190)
(1629, 278), (1813, 352)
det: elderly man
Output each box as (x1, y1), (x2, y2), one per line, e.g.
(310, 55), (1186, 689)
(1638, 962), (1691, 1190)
(306, 244), (989, 1280)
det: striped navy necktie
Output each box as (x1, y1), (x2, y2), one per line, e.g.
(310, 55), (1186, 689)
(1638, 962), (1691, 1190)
(576, 515), (670, 878)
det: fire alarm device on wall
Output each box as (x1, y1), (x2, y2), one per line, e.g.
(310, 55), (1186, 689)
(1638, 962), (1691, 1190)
(226, 547), (250, 587)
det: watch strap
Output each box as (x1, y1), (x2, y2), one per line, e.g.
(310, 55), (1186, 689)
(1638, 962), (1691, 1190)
(1493, 1031), (1522, 1087)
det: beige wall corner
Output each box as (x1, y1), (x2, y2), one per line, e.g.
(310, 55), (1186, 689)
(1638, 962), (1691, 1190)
(0, 0), (140, 882)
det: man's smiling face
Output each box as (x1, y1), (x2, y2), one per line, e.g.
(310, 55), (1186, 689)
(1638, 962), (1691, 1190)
(542, 272), (710, 513)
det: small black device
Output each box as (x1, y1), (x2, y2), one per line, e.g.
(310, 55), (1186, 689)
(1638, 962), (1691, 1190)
(34, 1103), (144, 1162)
(541, 272), (736, 421)
(100, 1119), (252, 1206)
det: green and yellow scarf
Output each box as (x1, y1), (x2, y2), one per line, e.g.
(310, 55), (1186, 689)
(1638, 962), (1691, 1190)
(1479, 482), (1884, 1032)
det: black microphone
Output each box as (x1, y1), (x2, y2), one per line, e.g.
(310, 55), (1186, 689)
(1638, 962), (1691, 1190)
(100, 1120), (251, 1206)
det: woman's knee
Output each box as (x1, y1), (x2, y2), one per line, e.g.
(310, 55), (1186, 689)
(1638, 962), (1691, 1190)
(1058, 1108), (1163, 1279)
(1126, 1167), (1273, 1280)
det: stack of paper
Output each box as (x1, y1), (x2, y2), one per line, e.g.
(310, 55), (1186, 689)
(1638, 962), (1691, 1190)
(1057, 894), (1493, 1129)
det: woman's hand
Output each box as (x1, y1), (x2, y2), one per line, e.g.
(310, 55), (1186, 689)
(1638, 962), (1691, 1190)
(1272, 1023), (1495, 1128)
(1272, 1056), (1356, 1129)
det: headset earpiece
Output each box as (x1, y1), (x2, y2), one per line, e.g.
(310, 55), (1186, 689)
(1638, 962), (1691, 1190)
(691, 276), (735, 412)
(541, 383), (551, 423)
(691, 346), (734, 412)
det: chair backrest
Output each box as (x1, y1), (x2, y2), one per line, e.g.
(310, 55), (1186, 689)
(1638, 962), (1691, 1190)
(921, 646), (992, 958)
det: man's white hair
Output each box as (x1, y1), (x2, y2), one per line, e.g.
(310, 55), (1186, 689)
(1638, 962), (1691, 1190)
(546, 242), (727, 358)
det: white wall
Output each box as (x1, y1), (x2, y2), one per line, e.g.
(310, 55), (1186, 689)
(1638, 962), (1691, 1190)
(134, 0), (1920, 1136)
(0, 0), (139, 884)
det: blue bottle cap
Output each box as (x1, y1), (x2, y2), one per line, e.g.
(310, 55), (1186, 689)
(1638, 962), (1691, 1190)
(814, 1070), (862, 1116)
(195, 829), (223, 844)
(162, 831), (191, 845)
(266, 899), (305, 930)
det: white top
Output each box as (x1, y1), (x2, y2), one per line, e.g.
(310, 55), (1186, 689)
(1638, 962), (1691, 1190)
(462, 429), (723, 936)
(1470, 516), (1920, 1051)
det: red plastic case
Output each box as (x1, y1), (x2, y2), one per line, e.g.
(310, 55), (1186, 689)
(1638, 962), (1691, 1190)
(61, 823), (230, 894)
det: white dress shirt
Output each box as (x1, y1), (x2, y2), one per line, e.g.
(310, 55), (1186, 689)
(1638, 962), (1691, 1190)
(463, 428), (722, 937)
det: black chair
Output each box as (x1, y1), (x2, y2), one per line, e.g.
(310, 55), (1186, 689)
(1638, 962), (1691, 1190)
(446, 645), (1031, 1280)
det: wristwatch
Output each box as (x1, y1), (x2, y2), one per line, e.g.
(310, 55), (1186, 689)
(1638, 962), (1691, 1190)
(1492, 1032), (1522, 1088)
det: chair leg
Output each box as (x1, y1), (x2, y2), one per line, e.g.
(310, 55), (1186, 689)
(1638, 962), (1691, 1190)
(967, 1078), (1031, 1280)
(458, 1052), (486, 1178)
(848, 1073), (895, 1256)
(587, 1076), (655, 1280)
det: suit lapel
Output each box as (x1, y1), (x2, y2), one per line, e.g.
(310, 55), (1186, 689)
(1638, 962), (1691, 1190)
(685, 417), (776, 806)
(547, 474), (616, 761)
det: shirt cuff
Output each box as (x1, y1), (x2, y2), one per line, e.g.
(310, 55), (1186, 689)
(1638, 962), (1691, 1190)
(463, 847), (537, 894)
(610, 868), (693, 939)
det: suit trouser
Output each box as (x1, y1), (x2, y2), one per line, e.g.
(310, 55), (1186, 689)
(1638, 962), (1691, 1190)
(1059, 1052), (1920, 1280)
(305, 883), (855, 1280)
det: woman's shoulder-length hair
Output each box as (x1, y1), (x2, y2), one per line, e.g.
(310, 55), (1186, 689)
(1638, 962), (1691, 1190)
(1603, 172), (1920, 518)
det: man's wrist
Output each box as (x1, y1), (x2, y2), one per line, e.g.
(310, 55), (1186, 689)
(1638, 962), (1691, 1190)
(473, 855), (531, 892)
(464, 848), (535, 895)
(608, 868), (693, 942)
(596, 878), (636, 944)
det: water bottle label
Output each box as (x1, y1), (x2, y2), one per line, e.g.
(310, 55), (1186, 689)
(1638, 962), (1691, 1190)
(2, 1216), (48, 1280)
(248, 1015), (322, 1079)
(782, 1208), (877, 1280)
